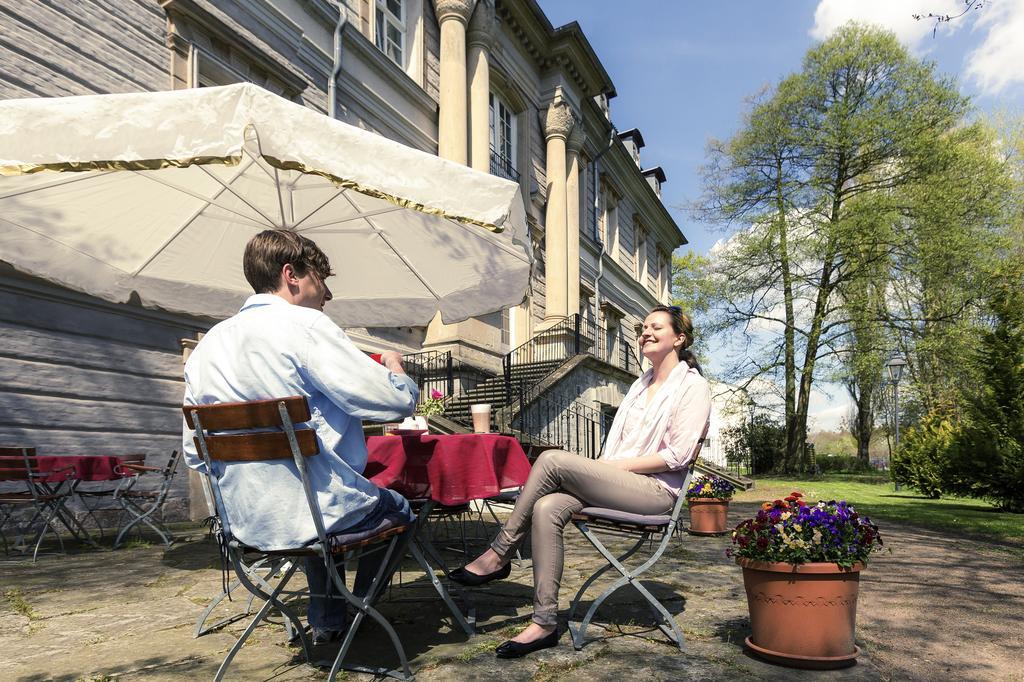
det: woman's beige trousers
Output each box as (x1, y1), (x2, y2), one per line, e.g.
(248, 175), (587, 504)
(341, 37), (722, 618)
(490, 449), (676, 627)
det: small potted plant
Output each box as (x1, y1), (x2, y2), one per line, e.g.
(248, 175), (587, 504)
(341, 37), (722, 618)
(419, 389), (446, 415)
(729, 492), (884, 669)
(685, 474), (735, 535)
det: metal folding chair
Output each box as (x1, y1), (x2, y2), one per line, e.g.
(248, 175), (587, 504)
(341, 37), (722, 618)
(76, 453), (146, 538)
(185, 396), (416, 681)
(192, 472), (300, 640)
(112, 450), (182, 548)
(0, 447), (74, 561)
(567, 423), (709, 651)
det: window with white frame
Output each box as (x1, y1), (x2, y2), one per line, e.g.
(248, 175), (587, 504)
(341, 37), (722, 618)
(659, 250), (671, 302)
(604, 191), (619, 259)
(489, 92), (518, 181)
(635, 221), (648, 283)
(188, 42), (292, 98)
(375, 0), (404, 67)
(606, 315), (620, 365)
(581, 293), (595, 329)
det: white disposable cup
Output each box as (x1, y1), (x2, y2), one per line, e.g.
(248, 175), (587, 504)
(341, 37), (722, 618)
(470, 403), (491, 433)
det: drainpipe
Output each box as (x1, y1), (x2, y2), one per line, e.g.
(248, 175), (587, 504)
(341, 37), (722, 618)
(328, 2), (349, 119)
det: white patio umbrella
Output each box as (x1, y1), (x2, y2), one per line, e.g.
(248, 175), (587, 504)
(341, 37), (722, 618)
(0, 83), (531, 327)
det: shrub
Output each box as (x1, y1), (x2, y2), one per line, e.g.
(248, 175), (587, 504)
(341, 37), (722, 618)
(891, 406), (962, 498)
(817, 454), (876, 474)
(722, 414), (787, 474)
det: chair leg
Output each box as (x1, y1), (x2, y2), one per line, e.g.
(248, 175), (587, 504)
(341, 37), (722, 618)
(114, 498), (173, 548)
(49, 497), (98, 546)
(215, 559), (306, 682)
(31, 505), (66, 562)
(194, 558), (288, 638)
(569, 526), (684, 651)
(77, 495), (109, 541)
(113, 499), (145, 548)
(325, 541), (413, 681)
(568, 534), (647, 650)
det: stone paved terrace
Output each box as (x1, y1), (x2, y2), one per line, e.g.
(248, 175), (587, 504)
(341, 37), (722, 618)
(2, 502), (1022, 681)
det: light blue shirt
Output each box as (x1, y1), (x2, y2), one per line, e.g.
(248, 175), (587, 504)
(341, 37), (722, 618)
(182, 294), (419, 551)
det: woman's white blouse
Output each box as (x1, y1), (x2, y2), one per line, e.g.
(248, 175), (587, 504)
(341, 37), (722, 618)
(607, 368), (711, 494)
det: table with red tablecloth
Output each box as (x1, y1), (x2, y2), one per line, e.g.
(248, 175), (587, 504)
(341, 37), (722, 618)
(35, 455), (130, 483)
(364, 433), (532, 634)
(0, 455), (135, 545)
(365, 433), (531, 505)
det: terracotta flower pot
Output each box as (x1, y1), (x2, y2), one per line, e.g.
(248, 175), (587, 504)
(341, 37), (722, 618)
(737, 558), (863, 669)
(687, 497), (730, 535)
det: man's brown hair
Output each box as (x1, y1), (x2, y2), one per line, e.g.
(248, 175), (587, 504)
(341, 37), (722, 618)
(243, 229), (333, 294)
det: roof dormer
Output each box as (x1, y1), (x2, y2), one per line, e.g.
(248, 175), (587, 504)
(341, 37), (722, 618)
(642, 166), (666, 198)
(617, 128), (645, 168)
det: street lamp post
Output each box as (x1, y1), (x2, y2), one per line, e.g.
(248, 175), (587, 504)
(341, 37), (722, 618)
(886, 356), (907, 491)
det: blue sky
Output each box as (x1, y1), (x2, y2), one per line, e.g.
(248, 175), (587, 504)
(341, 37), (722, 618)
(539, 0), (1024, 430)
(538, 0), (1024, 258)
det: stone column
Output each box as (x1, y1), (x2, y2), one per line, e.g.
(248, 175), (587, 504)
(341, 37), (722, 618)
(542, 92), (575, 322)
(467, 1), (494, 172)
(566, 125), (585, 318)
(434, 0), (474, 165)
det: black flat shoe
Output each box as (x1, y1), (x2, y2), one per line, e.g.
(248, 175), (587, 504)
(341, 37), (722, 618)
(495, 629), (560, 659)
(447, 561), (511, 586)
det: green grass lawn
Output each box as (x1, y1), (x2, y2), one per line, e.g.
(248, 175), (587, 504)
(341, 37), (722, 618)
(734, 476), (1024, 545)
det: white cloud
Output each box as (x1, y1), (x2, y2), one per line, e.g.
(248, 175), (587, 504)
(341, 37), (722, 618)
(810, 0), (1024, 97)
(964, 0), (1024, 95)
(809, 0), (961, 46)
(807, 387), (850, 432)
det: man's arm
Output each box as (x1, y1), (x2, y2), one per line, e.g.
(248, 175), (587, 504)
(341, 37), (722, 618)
(305, 316), (419, 421)
(180, 379), (206, 473)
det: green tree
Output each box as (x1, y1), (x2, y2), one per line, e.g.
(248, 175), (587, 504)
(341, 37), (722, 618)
(670, 250), (716, 319)
(699, 23), (970, 473)
(959, 283), (1024, 511)
(887, 122), (1012, 417)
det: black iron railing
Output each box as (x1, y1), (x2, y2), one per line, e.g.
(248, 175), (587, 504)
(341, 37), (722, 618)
(402, 350), (453, 399)
(510, 381), (606, 459)
(402, 316), (640, 450)
(489, 148), (520, 182)
(502, 314), (642, 395)
(402, 350), (494, 413)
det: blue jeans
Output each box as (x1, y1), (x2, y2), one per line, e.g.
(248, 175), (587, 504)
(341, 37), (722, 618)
(305, 488), (412, 630)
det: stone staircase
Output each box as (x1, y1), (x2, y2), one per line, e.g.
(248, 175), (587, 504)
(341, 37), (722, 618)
(694, 460), (755, 491)
(443, 359), (563, 427)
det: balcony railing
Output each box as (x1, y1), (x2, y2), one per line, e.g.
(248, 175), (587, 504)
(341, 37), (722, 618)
(489, 148), (520, 182)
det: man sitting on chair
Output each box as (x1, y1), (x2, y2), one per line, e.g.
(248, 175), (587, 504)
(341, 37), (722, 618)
(181, 228), (417, 644)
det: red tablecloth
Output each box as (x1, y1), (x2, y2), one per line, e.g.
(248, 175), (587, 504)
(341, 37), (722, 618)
(365, 434), (531, 506)
(32, 456), (128, 483)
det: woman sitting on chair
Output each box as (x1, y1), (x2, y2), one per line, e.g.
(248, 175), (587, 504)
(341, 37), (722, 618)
(449, 305), (712, 658)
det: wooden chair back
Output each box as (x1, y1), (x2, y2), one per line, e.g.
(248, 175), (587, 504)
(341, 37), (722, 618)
(0, 459), (35, 482)
(183, 397), (318, 462)
(0, 448), (38, 482)
(0, 447), (36, 457)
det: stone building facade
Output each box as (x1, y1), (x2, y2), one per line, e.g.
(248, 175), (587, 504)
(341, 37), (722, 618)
(0, 0), (685, 518)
